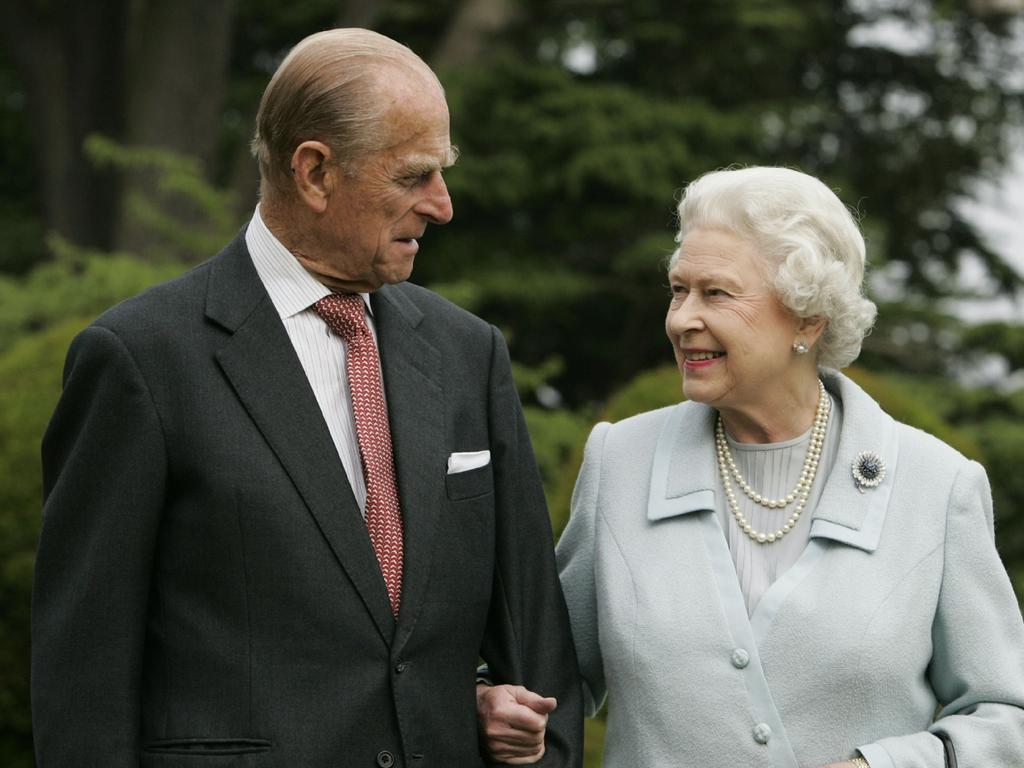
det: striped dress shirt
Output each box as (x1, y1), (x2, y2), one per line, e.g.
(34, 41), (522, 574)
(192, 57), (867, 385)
(245, 206), (379, 514)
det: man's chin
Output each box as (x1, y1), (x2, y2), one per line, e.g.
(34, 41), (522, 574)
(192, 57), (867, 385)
(375, 260), (415, 287)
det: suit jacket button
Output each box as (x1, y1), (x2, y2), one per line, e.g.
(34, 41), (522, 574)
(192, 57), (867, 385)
(731, 648), (750, 669)
(395, 661), (407, 673)
(753, 723), (772, 744)
(376, 750), (396, 767)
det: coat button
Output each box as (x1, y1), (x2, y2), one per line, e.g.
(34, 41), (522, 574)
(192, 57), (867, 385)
(376, 750), (395, 767)
(753, 723), (772, 744)
(395, 661), (407, 673)
(731, 648), (750, 669)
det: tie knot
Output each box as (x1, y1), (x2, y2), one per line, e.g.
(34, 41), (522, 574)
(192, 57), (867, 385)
(314, 293), (368, 341)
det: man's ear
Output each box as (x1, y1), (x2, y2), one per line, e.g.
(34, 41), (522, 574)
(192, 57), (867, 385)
(290, 141), (334, 213)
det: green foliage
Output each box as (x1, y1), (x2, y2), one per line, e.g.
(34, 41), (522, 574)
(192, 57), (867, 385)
(583, 715), (607, 767)
(964, 417), (1024, 581)
(0, 319), (88, 765)
(85, 134), (239, 262)
(0, 46), (44, 276)
(523, 404), (592, 530)
(0, 202), (46, 277)
(427, 56), (752, 404)
(0, 239), (183, 356)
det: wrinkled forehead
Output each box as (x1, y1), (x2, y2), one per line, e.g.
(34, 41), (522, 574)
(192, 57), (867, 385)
(669, 228), (772, 281)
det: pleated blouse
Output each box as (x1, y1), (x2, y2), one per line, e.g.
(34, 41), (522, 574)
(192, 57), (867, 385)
(715, 394), (842, 615)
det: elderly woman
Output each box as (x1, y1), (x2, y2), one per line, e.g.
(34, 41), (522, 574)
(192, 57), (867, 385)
(476, 166), (1024, 767)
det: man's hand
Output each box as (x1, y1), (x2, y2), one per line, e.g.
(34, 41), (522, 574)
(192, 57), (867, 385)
(476, 683), (557, 764)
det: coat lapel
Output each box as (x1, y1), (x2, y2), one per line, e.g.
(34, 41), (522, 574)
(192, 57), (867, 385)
(808, 370), (900, 552)
(205, 235), (395, 643)
(371, 285), (446, 647)
(647, 401), (718, 522)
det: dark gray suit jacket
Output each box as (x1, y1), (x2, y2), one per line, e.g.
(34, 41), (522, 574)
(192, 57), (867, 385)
(32, 232), (582, 767)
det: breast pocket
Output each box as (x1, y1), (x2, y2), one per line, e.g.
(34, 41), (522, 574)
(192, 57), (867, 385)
(445, 463), (494, 501)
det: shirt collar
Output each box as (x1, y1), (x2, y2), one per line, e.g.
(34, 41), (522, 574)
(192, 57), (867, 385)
(245, 206), (373, 319)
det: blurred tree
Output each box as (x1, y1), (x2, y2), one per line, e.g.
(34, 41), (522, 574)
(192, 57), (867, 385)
(1, 0), (130, 252)
(0, 46), (44, 275)
(116, 0), (236, 254)
(418, 0), (1024, 406)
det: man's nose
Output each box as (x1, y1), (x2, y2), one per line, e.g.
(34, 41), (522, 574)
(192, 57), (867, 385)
(417, 173), (453, 225)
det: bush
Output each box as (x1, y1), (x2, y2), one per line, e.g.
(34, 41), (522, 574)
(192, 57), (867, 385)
(0, 318), (94, 766)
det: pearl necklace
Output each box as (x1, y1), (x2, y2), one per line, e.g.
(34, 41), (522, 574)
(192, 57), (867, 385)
(715, 379), (831, 544)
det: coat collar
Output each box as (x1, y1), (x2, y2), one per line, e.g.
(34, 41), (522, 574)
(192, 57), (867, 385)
(646, 369), (899, 552)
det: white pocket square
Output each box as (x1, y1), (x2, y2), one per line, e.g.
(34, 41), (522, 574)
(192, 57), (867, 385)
(447, 450), (491, 475)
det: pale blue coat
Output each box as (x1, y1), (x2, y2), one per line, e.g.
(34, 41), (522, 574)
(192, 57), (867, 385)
(559, 369), (1024, 767)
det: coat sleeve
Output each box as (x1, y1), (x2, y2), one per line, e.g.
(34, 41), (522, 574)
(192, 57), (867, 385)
(32, 324), (167, 767)
(478, 325), (583, 768)
(857, 460), (1024, 768)
(555, 421), (610, 718)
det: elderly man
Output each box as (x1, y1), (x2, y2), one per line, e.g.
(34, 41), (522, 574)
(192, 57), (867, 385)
(32, 29), (581, 767)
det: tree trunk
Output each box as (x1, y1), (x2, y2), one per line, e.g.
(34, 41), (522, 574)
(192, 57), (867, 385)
(335, 0), (388, 29)
(430, 0), (518, 71)
(115, 0), (236, 257)
(1, 0), (131, 251)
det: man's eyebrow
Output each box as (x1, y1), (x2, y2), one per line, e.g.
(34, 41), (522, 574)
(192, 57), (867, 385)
(402, 145), (460, 175)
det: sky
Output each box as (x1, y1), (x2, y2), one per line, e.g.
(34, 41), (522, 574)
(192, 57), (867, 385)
(955, 132), (1024, 322)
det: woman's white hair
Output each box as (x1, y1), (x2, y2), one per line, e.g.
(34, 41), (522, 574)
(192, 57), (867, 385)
(673, 166), (877, 369)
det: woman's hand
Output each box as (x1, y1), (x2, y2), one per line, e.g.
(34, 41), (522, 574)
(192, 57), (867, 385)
(475, 683), (557, 764)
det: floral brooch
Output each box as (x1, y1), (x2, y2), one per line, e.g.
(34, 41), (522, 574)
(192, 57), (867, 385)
(852, 451), (886, 493)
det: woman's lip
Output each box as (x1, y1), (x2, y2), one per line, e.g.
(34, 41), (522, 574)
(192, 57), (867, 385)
(683, 357), (720, 369)
(682, 351), (724, 369)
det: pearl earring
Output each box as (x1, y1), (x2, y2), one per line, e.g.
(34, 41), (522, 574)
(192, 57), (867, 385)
(793, 341), (809, 355)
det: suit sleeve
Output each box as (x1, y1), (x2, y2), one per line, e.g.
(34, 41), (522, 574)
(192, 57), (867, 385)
(555, 422), (610, 717)
(33, 324), (167, 766)
(857, 461), (1024, 768)
(478, 326), (583, 768)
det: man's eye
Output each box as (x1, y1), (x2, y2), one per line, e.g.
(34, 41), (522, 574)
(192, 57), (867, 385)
(706, 288), (728, 297)
(402, 171), (434, 186)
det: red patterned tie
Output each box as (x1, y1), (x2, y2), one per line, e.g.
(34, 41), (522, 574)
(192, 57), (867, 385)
(314, 293), (404, 616)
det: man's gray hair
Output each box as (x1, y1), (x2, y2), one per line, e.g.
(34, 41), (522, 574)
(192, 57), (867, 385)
(672, 166), (877, 369)
(251, 28), (439, 200)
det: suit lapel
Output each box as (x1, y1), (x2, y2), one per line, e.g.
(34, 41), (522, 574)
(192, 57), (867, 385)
(205, 235), (395, 643)
(371, 285), (445, 647)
